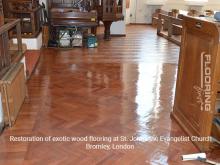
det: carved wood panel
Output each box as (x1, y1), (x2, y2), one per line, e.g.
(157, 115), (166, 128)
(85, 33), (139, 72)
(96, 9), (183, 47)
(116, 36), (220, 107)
(0, 0), (9, 75)
(0, 0), (4, 25)
(3, 0), (41, 38)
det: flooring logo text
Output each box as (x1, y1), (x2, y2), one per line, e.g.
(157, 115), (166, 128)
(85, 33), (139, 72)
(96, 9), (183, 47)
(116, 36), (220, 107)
(194, 52), (211, 112)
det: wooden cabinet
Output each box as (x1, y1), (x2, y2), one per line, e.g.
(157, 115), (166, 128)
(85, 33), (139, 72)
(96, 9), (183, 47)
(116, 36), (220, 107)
(172, 16), (220, 151)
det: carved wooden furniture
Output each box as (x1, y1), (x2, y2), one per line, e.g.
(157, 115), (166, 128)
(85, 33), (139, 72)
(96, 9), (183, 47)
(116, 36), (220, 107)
(0, 63), (26, 127)
(0, 0), (26, 127)
(170, 17), (182, 36)
(187, 9), (200, 17)
(157, 13), (182, 45)
(153, 9), (181, 27)
(152, 9), (162, 27)
(96, 0), (124, 40)
(0, 0), (4, 26)
(0, 18), (23, 77)
(50, 8), (98, 28)
(204, 10), (214, 16)
(3, 0), (42, 38)
(41, 2), (49, 47)
(171, 9), (179, 17)
(152, 9), (159, 26)
(153, 10), (171, 28)
(47, 0), (124, 41)
(156, 9), (208, 46)
(172, 16), (220, 151)
(48, 0), (98, 43)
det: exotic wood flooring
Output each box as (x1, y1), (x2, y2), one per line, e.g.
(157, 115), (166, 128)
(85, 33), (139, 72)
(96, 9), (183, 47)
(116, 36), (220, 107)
(25, 50), (41, 78)
(0, 25), (219, 165)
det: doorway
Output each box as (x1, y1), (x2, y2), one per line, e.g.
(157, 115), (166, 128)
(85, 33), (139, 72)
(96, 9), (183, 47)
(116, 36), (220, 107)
(130, 0), (147, 24)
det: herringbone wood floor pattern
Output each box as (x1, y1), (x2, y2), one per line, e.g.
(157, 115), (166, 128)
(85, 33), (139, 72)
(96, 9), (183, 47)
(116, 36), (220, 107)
(0, 25), (219, 165)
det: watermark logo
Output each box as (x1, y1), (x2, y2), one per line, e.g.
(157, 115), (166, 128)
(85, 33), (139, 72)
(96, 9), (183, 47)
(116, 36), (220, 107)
(194, 52), (211, 112)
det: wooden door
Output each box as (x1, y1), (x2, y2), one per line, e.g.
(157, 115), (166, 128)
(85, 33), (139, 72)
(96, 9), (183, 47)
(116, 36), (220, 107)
(130, 0), (146, 24)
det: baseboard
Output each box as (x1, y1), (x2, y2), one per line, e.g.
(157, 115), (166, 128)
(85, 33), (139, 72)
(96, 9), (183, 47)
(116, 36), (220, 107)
(111, 34), (126, 37)
(130, 23), (148, 25)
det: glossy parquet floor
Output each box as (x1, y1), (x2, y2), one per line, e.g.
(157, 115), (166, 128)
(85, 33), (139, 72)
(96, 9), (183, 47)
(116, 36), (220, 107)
(0, 25), (219, 165)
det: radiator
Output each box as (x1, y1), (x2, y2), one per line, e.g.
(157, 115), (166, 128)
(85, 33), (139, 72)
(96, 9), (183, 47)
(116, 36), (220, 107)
(0, 63), (26, 127)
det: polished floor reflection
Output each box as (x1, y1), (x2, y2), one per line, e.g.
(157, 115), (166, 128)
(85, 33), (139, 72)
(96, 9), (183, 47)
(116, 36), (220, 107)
(0, 25), (219, 165)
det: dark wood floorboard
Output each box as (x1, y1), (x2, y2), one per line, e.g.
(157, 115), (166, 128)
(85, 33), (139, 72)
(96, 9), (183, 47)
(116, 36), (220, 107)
(0, 25), (219, 165)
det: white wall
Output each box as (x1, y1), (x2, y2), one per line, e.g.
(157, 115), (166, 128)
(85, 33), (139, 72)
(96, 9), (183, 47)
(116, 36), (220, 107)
(163, 0), (220, 10)
(111, 0), (126, 35)
(13, 33), (42, 50)
(129, 0), (165, 24)
(130, 0), (148, 23)
(128, 0), (220, 24)
(126, 8), (131, 24)
(40, 0), (126, 35)
(111, 21), (126, 35)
